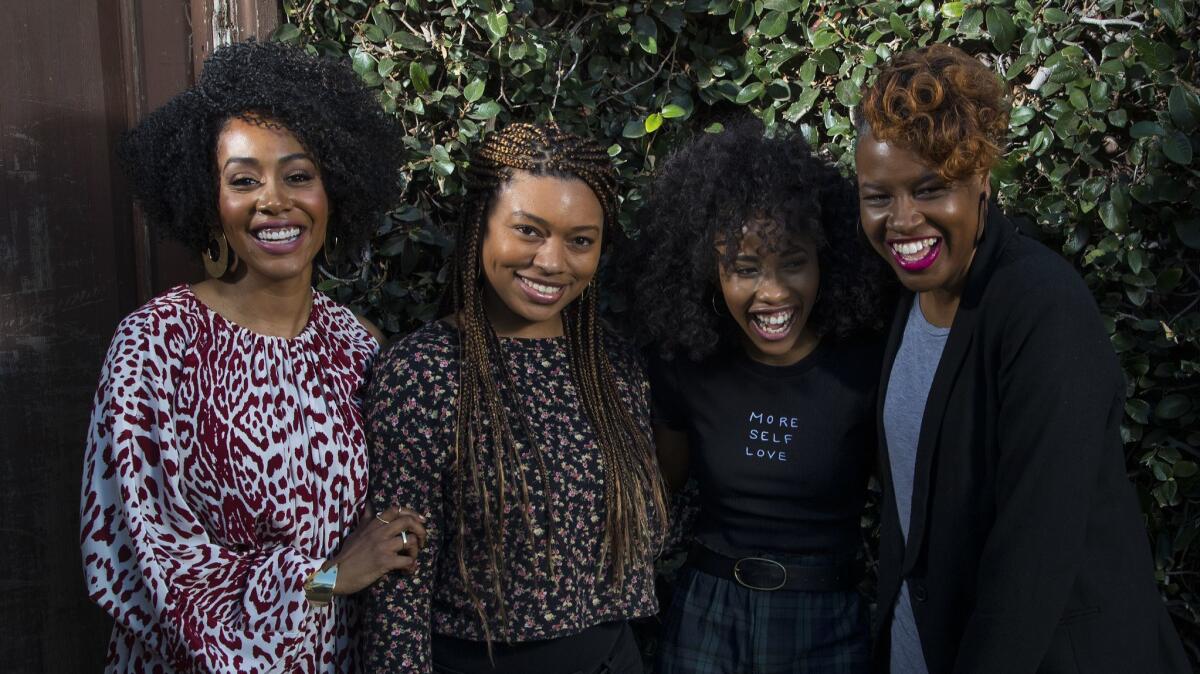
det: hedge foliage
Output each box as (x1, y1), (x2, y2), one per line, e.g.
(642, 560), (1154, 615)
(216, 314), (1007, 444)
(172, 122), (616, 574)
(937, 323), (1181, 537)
(275, 0), (1200, 656)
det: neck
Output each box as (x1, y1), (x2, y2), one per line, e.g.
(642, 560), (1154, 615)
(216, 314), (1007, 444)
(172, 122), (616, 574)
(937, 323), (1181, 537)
(744, 327), (820, 367)
(195, 269), (314, 338)
(917, 290), (960, 328)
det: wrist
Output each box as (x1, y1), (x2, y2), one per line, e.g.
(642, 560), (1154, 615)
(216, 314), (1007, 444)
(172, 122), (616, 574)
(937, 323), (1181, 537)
(304, 561), (339, 608)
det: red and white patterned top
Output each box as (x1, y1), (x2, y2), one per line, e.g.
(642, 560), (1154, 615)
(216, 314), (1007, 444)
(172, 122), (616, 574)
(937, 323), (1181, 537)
(80, 285), (379, 674)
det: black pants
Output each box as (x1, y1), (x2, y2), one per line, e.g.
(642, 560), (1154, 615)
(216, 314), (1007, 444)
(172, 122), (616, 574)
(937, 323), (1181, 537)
(431, 620), (642, 674)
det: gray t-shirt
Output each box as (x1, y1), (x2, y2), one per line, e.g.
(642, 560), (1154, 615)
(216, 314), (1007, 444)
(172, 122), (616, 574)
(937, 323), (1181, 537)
(883, 298), (950, 674)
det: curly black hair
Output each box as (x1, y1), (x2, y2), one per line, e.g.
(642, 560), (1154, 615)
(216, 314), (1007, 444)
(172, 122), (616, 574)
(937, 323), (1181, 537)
(119, 40), (405, 253)
(630, 118), (893, 361)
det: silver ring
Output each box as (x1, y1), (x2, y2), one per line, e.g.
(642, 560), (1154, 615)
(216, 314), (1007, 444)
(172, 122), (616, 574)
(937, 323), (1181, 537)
(374, 513), (392, 525)
(401, 531), (409, 544)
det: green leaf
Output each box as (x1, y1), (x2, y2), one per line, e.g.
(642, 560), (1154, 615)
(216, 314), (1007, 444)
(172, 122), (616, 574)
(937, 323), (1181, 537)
(1175, 218), (1200, 249)
(271, 23), (301, 42)
(1098, 201), (1127, 233)
(730, 1), (753, 33)
(635, 15), (659, 54)
(644, 113), (664, 133)
(759, 10), (789, 38)
(1130, 121), (1164, 139)
(941, 2), (965, 18)
(889, 14), (913, 39)
(1162, 130), (1193, 165)
(1156, 394), (1192, 420)
(736, 82), (765, 104)
(1042, 7), (1069, 23)
(704, 122), (725, 134)
(352, 50), (375, 77)
(1126, 399), (1151, 424)
(463, 79), (485, 103)
(485, 13), (509, 41)
(985, 7), (1017, 51)
(809, 29), (838, 50)
(1068, 88), (1089, 111)
(1174, 461), (1198, 479)
(1010, 106), (1036, 126)
(661, 104), (687, 119)
(607, 143), (621, 157)
(390, 31), (427, 51)
(469, 100), (501, 119)
(622, 119), (647, 138)
(1168, 86), (1198, 132)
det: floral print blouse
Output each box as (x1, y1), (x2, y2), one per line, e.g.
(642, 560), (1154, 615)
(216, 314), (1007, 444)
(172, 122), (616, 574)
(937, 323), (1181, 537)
(361, 320), (660, 672)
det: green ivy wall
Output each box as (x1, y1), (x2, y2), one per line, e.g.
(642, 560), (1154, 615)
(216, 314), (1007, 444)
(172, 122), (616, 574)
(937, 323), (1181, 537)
(276, 0), (1200, 658)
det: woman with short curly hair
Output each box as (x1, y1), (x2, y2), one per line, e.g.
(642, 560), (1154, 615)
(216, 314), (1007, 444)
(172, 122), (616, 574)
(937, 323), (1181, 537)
(80, 41), (422, 673)
(855, 44), (1189, 673)
(630, 118), (891, 673)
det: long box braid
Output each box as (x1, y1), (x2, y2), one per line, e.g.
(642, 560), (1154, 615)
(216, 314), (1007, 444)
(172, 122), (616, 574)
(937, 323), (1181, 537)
(447, 122), (668, 641)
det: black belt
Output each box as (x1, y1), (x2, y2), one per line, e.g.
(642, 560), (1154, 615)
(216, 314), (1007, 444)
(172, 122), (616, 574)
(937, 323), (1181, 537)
(686, 544), (861, 592)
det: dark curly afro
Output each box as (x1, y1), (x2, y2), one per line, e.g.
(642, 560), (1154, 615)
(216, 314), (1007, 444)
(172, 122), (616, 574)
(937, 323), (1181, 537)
(119, 40), (405, 254)
(630, 118), (893, 361)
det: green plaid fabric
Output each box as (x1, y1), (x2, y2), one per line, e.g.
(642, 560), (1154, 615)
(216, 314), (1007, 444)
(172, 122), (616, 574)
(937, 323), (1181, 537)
(657, 561), (870, 674)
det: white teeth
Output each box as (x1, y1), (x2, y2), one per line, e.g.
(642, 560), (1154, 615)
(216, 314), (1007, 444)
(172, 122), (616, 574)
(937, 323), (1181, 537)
(520, 277), (563, 296)
(255, 226), (301, 242)
(891, 237), (938, 257)
(752, 309), (794, 333)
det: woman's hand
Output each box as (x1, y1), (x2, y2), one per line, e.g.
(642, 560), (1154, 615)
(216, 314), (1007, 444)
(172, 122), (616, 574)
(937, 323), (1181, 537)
(330, 504), (428, 595)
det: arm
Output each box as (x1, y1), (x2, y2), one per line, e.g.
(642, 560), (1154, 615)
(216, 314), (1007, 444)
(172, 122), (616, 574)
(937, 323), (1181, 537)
(359, 342), (450, 673)
(79, 324), (323, 673)
(654, 423), (691, 492)
(645, 353), (692, 492)
(951, 276), (1121, 673)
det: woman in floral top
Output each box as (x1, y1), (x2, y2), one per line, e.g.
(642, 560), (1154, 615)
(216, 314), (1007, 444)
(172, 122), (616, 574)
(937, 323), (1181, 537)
(362, 122), (668, 673)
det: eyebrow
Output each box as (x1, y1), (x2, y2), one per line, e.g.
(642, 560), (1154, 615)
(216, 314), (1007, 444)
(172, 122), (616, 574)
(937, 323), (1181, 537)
(222, 152), (313, 171)
(510, 211), (601, 232)
(859, 171), (942, 190)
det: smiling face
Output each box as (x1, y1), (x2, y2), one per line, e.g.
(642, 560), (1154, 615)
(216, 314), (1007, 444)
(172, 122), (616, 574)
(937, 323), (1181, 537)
(214, 117), (328, 285)
(479, 170), (604, 338)
(717, 222), (821, 366)
(855, 129), (988, 303)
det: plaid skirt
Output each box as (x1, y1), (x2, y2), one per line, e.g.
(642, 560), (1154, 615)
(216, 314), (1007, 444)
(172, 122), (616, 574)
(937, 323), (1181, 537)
(656, 554), (870, 674)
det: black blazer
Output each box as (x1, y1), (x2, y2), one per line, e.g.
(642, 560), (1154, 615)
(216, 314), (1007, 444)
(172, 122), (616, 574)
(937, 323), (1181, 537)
(872, 207), (1189, 673)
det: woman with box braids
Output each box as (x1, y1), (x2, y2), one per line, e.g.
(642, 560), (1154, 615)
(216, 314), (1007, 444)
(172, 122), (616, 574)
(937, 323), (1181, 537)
(364, 122), (666, 674)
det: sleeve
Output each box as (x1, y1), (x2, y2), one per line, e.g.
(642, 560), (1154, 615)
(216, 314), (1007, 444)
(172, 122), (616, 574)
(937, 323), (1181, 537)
(645, 352), (687, 431)
(78, 319), (325, 673)
(359, 338), (451, 673)
(951, 272), (1124, 673)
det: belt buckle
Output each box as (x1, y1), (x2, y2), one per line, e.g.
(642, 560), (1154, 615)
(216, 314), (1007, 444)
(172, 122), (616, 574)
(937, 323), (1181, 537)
(732, 557), (787, 591)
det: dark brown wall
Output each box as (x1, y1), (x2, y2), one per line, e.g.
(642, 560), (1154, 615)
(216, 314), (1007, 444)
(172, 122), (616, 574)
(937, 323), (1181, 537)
(0, 1), (275, 670)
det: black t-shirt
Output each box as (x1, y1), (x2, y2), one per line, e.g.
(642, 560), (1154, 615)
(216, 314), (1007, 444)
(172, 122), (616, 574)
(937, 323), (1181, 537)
(648, 339), (882, 556)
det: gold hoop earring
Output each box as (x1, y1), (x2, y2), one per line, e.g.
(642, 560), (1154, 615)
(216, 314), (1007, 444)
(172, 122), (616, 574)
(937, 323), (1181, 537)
(203, 230), (238, 278)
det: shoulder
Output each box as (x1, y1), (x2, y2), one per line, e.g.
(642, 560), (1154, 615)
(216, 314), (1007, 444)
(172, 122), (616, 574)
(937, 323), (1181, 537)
(369, 320), (458, 390)
(989, 231), (1096, 310)
(600, 326), (649, 385)
(822, 334), (886, 380)
(107, 286), (201, 358)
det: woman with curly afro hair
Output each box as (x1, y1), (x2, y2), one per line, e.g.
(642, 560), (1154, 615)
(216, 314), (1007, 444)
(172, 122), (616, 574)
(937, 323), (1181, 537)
(629, 118), (891, 673)
(856, 44), (1188, 673)
(80, 41), (424, 673)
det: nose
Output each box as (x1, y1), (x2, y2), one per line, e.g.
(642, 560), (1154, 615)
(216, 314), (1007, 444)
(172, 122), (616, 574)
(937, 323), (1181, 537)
(256, 179), (290, 214)
(755, 272), (788, 304)
(532, 239), (565, 275)
(887, 195), (923, 233)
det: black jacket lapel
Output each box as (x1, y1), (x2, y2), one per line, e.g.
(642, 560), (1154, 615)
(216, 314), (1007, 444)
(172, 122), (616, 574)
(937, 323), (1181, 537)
(901, 204), (1017, 574)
